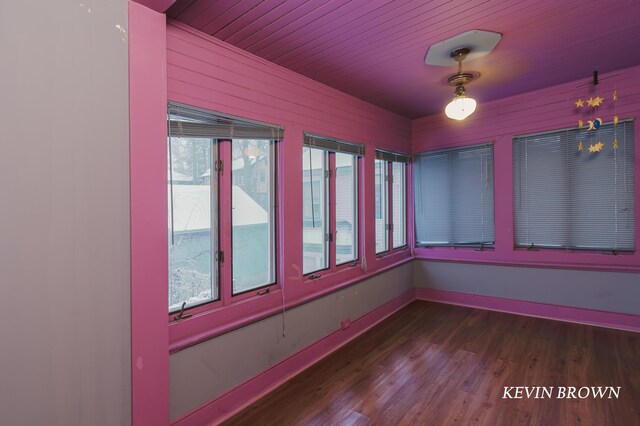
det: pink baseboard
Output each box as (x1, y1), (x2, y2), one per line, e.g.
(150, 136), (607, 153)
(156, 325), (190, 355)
(415, 287), (640, 333)
(172, 289), (415, 426)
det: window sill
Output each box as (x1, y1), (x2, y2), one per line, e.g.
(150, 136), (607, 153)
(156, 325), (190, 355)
(414, 246), (640, 273)
(169, 253), (413, 353)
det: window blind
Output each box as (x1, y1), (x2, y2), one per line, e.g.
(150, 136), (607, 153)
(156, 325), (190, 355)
(168, 102), (283, 140)
(304, 133), (365, 156)
(414, 143), (495, 247)
(513, 119), (634, 251)
(375, 149), (410, 163)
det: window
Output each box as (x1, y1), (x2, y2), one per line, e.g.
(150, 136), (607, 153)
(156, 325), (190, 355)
(335, 153), (358, 265)
(374, 159), (389, 253)
(168, 102), (282, 312)
(375, 150), (410, 254)
(231, 139), (276, 295)
(168, 134), (217, 312)
(414, 143), (494, 247)
(392, 162), (407, 248)
(513, 120), (634, 251)
(302, 147), (329, 274)
(303, 134), (363, 274)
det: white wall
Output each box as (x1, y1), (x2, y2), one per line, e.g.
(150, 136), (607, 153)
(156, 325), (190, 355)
(0, 1), (131, 425)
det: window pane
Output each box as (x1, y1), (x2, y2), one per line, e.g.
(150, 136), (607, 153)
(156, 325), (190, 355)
(513, 134), (568, 247)
(514, 121), (634, 251)
(392, 162), (406, 248)
(335, 153), (357, 264)
(375, 159), (389, 253)
(414, 154), (450, 244)
(232, 139), (275, 294)
(450, 147), (495, 245)
(414, 144), (495, 246)
(168, 137), (216, 312)
(303, 148), (329, 274)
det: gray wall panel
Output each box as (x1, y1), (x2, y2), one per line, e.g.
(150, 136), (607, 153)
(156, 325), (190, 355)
(170, 262), (414, 420)
(415, 260), (640, 315)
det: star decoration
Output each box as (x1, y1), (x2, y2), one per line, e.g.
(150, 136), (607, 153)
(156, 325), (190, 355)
(613, 115), (619, 125)
(578, 119), (583, 128)
(575, 99), (584, 108)
(613, 139), (619, 149)
(588, 142), (604, 153)
(586, 96), (604, 107)
(613, 90), (618, 101)
(578, 141), (584, 151)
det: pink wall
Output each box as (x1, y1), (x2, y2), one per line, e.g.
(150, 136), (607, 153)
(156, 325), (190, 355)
(129, 3), (169, 425)
(165, 21), (413, 351)
(412, 65), (640, 271)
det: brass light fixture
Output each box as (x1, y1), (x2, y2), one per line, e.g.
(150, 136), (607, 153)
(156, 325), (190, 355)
(445, 48), (477, 120)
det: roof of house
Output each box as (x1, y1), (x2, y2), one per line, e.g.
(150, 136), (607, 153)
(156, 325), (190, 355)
(171, 185), (267, 232)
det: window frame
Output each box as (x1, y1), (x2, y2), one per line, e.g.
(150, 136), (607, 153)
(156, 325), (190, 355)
(375, 150), (410, 257)
(302, 134), (364, 277)
(392, 162), (408, 249)
(167, 136), (220, 314)
(167, 103), (282, 319)
(374, 158), (390, 255)
(512, 120), (635, 252)
(334, 152), (359, 267)
(230, 139), (278, 296)
(302, 147), (331, 275)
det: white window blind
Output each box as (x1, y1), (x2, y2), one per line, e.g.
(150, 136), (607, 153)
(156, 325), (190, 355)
(414, 143), (495, 247)
(513, 120), (634, 252)
(168, 102), (283, 139)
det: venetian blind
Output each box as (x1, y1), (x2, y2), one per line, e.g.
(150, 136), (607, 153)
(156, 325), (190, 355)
(513, 120), (634, 251)
(414, 143), (495, 247)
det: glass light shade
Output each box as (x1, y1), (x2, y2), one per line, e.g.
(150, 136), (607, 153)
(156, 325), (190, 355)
(445, 96), (477, 120)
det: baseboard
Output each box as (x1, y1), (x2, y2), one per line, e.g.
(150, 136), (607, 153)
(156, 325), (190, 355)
(172, 288), (415, 426)
(415, 287), (640, 333)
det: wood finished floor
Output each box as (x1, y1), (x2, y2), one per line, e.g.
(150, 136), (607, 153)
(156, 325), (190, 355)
(224, 301), (640, 426)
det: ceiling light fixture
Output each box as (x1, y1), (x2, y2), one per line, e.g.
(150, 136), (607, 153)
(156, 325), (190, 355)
(445, 48), (477, 120)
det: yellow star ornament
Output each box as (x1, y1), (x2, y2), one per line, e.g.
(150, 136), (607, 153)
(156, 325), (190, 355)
(578, 119), (583, 128)
(575, 99), (584, 108)
(593, 96), (604, 107)
(578, 141), (584, 151)
(613, 115), (619, 125)
(613, 90), (618, 101)
(613, 139), (619, 149)
(588, 142), (604, 153)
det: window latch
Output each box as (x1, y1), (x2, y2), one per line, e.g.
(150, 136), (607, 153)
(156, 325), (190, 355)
(214, 160), (224, 174)
(173, 302), (192, 322)
(308, 274), (321, 280)
(257, 288), (270, 295)
(527, 243), (538, 251)
(475, 242), (485, 251)
(325, 233), (333, 242)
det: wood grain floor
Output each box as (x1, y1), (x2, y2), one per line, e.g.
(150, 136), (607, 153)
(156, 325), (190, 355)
(223, 301), (640, 426)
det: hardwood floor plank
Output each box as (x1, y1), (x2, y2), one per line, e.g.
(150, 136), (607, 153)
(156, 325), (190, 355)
(223, 301), (640, 426)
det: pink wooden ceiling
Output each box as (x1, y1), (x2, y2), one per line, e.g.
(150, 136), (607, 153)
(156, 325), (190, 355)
(166, 0), (640, 118)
